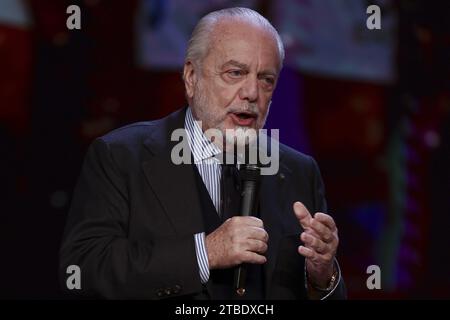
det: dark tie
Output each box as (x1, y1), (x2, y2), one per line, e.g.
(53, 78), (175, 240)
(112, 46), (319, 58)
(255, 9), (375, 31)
(220, 163), (241, 220)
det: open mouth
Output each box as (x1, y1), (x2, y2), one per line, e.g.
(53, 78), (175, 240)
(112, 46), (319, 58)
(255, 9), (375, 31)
(229, 111), (257, 126)
(236, 112), (254, 119)
(233, 111), (257, 119)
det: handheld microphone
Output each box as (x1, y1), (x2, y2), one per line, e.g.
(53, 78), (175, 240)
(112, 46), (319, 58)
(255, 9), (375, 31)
(234, 164), (261, 296)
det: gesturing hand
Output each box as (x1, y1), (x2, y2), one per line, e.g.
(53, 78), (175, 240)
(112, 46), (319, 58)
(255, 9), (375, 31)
(293, 201), (339, 288)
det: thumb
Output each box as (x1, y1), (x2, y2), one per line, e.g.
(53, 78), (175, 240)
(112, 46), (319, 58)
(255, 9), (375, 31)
(293, 201), (312, 229)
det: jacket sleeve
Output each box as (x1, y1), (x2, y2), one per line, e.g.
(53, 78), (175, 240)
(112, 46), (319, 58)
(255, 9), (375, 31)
(59, 138), (204, 299)
(310, 156), (347, 300)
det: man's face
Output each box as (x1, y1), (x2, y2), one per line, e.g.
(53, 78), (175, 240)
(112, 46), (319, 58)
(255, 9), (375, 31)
(186, 20), (281, 142)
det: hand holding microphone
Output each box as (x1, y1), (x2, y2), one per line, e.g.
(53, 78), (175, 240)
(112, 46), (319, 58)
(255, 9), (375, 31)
(205, 165), (266, 292)
(205, 216), (268, 269)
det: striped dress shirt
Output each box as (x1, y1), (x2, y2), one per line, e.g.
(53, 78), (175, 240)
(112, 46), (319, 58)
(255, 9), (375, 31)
(185, 107), (222, 284)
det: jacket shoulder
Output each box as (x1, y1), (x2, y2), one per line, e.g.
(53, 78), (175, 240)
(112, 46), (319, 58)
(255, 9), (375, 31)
(84, 121), (161, 173)
(98, 121), (158, 147)
(279, 142), (315, 168)
(97, 108), (186, 147)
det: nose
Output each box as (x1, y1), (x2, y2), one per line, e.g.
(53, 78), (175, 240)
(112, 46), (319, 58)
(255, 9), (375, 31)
(238, 75), (258, 102)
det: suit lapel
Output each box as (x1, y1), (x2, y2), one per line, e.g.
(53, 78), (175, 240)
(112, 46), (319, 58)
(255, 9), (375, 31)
(141, 108), (204, 235)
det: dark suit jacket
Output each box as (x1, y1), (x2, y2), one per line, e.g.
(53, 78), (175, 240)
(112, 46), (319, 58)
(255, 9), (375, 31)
(59, 107), (346, 299)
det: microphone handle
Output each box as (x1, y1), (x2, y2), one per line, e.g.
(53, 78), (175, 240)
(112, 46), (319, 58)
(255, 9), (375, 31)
(234, 178), (259, 296)
(240, 179), (259, 217)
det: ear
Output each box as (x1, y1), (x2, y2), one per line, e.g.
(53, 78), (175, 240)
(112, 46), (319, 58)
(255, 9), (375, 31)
(183, 61), (197, 100)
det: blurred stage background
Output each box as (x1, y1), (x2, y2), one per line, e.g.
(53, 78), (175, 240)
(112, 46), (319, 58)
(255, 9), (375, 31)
(0, 0), (449, 299)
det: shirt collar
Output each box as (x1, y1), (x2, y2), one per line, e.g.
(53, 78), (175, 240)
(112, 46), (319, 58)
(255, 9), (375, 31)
(184, 107), (222, 164)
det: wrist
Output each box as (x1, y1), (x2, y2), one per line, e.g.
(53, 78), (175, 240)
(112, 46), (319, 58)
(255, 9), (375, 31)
(307, 264), (337, 292)
(205, 234), (217, 269)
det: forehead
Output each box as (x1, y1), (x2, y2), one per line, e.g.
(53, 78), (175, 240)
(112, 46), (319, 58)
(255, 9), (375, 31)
(206, 20), (280, 70)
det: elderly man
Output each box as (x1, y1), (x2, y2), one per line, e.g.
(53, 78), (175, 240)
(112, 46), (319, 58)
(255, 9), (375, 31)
(60, 7), (346, 300)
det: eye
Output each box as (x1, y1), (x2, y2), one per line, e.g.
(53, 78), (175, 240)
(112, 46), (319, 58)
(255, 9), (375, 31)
(263, 76), (275, 85)
(259, 75), (275, 88)
(227, 70), (245, 78)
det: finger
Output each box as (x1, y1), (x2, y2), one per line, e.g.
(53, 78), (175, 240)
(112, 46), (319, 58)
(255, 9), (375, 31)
(242, 216), (264, 228)
(298, 245), (316, 259)
(293, 201), (312, 228)
(301, 232), (328, 254)
(314, 212), (337, 232)
(230, 216), (264, 228)
(303, 228), (322, 242)
(242, 251), (267, 264)
(309, 219), (334, 243)
(299, 246), (334, 266)
(247, 226), (269, 242)
(246, 239), (268, 254)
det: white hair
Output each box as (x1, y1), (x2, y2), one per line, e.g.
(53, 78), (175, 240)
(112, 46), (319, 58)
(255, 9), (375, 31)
(184, 7), (285, 69)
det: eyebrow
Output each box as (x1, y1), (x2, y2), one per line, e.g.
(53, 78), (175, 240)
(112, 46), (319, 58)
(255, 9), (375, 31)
(221, 60), (278, 77)
(221, 60), (249, 70)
